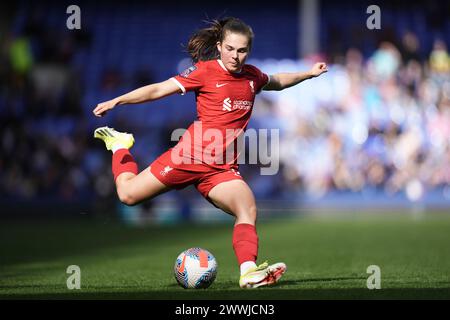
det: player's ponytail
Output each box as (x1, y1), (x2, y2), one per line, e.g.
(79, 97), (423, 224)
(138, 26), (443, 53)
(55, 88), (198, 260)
(187, 17), (254, 63)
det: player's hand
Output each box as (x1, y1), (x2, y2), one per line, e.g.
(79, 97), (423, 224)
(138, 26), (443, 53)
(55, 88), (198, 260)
(310, 62), (328, 77)
(93, 99), (118, 117)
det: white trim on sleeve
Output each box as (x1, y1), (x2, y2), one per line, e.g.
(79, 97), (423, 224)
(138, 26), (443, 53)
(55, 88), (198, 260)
(170, 77), (186, 95)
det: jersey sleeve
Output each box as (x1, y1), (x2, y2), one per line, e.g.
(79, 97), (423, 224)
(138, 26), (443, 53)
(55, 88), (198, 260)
(170, 63), (206, 95)
(250, 65), (270, 94)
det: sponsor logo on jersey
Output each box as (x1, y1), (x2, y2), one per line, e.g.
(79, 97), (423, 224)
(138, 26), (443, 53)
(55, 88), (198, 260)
(216, 82), (228, 88)
(222, 97), (253, 111)
(233, 100), (253, 110)
(223, 97), (232, 111)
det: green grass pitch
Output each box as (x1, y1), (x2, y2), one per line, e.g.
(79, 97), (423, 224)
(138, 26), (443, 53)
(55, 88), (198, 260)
(1, 213), (450, 299)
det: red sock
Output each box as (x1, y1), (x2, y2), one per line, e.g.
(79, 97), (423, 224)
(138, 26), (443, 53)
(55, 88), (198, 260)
(112, 149), (138, 181)
(232, 223), (258, 265)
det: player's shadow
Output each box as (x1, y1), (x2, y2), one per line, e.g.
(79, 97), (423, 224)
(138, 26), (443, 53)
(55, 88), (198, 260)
(281, 276), (367, 286)
(204, 276), (366, 290)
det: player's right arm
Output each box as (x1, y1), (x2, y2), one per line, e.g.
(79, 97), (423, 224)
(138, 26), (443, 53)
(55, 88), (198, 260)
(263, 62), (328, 91)
(93, 79), (181, 117)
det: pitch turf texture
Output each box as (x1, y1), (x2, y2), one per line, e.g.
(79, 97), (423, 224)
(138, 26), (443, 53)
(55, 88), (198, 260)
(1, 213), (450, 299)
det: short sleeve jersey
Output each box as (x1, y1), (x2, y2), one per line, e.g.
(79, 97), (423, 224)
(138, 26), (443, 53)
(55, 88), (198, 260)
(170, 59), (269, 169)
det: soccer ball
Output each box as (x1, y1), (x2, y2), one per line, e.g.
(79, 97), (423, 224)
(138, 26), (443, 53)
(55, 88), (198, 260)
(174, 247), (218, 289)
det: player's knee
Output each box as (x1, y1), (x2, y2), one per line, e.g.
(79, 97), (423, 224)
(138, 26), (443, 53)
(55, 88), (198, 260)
(248, 205), (257, 220)
(236, 204), (257, 222)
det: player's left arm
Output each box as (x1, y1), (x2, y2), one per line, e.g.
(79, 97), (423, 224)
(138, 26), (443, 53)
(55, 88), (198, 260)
(263, 62), (328, 91)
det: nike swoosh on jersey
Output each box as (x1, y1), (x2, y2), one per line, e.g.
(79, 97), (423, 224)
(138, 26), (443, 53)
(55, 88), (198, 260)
(216, 83), (228, 88)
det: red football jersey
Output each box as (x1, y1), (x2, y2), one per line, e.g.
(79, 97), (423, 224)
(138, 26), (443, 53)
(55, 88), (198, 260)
(170, 59), (269, 169)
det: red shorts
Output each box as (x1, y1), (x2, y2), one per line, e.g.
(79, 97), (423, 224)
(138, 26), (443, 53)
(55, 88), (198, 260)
(149, 149), (244, 200)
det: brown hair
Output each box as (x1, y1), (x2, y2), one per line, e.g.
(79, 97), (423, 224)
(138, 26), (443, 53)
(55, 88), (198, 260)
(187, 17), (254, 63)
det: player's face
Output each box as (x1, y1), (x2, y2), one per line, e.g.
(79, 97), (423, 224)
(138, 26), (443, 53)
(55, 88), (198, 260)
(217, 32), (250, 73)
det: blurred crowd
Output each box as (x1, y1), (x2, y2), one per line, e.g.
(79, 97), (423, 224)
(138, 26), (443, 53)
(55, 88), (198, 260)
(0, 9), (449, 208)
(253, 32), (450, 201)
(0, 17), (110, 204)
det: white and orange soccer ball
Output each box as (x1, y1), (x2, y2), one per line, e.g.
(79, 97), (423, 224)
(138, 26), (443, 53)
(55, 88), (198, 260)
(174, 247), (218, 289)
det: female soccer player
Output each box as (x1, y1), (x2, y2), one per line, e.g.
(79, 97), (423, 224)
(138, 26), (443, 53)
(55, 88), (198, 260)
(93, 17), (327, 288)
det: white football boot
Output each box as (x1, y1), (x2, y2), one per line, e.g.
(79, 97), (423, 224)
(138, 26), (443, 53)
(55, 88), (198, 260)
(239, 261), (287, 288)
(94, 126), (135, 151)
